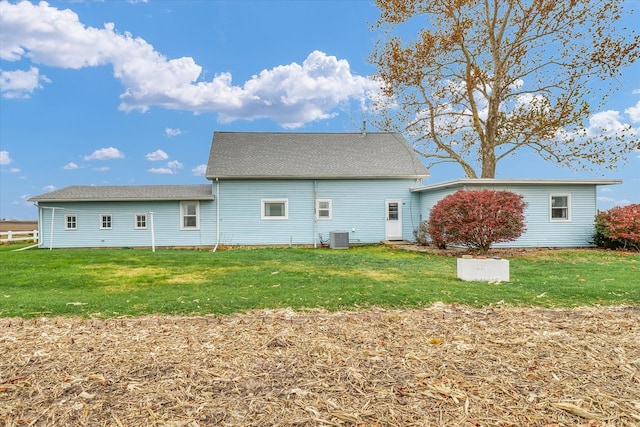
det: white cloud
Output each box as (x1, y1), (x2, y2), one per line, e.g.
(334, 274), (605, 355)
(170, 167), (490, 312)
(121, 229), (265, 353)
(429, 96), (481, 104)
(584, 110), (634, 138)
(0, 67), (50, 99)
(84, 147), (124, 160)
(9, 167), (20, 173)
(147, 167), (174, 174)
(145, 149), (168, 161)
(0, 150), (11, 165)
(191, 164), (207, 176)
(625, 100), (640, 123)
(0, 1), (378, 128)
(165, 128), (182, 137)
(92, 166), (110, 172)
(148, 159), (183, 175)
(42, 185), (56, 192)
(63, 162), (79, 170)
(167, 160), (183, 170)
(18, 193), (33, 207)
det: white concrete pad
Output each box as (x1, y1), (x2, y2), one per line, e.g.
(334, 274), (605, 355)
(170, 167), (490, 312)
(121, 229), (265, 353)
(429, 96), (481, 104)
(457, 258), (510, 282)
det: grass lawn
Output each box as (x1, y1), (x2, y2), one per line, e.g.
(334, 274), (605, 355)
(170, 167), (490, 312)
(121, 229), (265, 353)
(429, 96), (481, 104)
(0, 244), (638, 318)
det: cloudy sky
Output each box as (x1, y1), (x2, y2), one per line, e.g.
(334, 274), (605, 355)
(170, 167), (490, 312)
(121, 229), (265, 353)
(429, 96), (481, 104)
(0, 0), (638, 219)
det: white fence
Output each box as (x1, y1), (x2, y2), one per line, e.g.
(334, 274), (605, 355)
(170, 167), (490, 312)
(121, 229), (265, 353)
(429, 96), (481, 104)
(0, 230), (39, 243)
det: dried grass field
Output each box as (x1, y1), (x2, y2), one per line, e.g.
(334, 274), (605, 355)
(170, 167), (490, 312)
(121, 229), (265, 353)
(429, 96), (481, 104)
(1, 304), (638, 426)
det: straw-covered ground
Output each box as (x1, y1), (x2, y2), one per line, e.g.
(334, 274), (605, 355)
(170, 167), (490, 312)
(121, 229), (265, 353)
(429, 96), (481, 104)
(1, 305), (639, 426)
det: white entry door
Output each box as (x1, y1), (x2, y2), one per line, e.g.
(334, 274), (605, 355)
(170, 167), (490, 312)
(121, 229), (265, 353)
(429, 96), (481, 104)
(385, 200), (403, 241)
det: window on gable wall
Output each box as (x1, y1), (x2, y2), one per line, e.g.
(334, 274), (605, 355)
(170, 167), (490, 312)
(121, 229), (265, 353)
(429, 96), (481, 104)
(550, 194), (570, 221)
(181, 201), (199, 229)
(316, 199), (332, 220)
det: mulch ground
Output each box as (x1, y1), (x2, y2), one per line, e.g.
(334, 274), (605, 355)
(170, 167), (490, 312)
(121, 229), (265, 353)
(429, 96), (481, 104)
(1, 305), (638, 426)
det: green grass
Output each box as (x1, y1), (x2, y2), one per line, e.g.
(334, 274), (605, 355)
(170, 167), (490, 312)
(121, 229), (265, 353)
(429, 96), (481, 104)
(0, 245), (638, 318)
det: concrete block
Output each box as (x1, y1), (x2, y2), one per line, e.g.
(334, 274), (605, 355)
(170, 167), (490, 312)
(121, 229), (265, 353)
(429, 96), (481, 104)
(457, 258), (509, 282)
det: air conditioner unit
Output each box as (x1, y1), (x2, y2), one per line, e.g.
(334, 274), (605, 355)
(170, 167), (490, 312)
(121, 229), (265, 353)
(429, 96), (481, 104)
(330, 231), (349, 249)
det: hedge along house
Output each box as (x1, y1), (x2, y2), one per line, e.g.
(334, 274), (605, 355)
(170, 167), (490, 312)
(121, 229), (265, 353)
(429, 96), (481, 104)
(28, 185), (215, 249)
(205, 131), (430, 247)
(412, 178), (622, 248)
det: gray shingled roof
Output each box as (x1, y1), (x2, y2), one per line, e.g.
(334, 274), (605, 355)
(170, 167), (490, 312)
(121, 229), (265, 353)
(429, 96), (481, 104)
(28, 185), (213, 202)
(205, 132), (430, 179)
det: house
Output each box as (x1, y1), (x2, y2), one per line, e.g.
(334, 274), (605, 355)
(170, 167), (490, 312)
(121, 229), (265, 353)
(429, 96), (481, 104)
(28, 131), (621, 249)
(205, 131), (430, 246)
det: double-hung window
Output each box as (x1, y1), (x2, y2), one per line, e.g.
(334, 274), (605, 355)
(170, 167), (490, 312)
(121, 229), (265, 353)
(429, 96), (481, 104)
(550, 194), (570, 221)
(261, 199), (288, 220)
(135, 214), (147, 229)
(100, 214), (112, 229)
(316, 199), (332, 220)
(65, 214), (77, 230)
(181, 201), (199, 229)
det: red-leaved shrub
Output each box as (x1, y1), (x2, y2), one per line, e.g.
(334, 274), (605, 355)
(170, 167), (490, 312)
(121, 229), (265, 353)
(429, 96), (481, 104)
(427, 189), (526, 253)
(594, 204), (640, 251)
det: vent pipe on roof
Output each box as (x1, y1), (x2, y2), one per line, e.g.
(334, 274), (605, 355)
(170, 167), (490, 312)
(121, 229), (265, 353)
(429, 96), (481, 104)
(361, 120), (367, 137)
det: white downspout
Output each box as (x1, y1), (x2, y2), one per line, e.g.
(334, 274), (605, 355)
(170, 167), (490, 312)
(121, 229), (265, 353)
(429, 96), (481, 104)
(213, 178), (220, 252)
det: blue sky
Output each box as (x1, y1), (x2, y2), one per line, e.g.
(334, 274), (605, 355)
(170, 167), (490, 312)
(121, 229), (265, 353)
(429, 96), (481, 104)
(0, 0), (638, 220)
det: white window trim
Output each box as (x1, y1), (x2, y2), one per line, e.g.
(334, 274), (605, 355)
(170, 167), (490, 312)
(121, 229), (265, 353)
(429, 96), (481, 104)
(180, 201), (200, 230)
(316, 198), (332, 220)
(64, 214), (77, 230)
(261, 199), (289, 220)
(135, 213), (147, 230)
(550, 194), (571, 222)
(100, 214), (113, 230)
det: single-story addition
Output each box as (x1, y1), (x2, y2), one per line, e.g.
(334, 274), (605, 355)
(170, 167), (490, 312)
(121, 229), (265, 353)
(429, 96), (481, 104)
(28, 131), (621, 249)
(28, 185), (215, 249)
(412, 178), (621, 248)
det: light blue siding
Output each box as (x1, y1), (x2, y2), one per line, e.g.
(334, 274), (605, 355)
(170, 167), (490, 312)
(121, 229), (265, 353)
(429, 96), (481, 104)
(214, 179), (421, 245)
(37, 201), (215, 248)
(417, 184), (600, 247)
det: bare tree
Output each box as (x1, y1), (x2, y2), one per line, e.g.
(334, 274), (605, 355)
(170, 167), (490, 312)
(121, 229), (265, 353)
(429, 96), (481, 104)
(370, 0), (640, 178)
